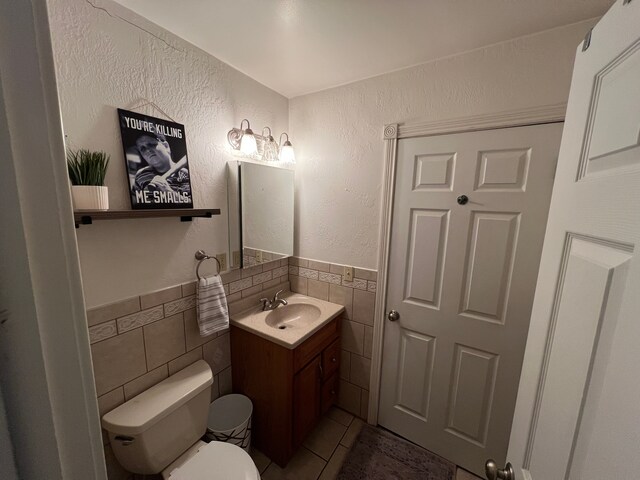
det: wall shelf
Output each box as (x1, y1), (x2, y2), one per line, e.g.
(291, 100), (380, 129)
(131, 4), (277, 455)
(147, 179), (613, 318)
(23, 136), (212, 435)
(74, 208), (220, 228)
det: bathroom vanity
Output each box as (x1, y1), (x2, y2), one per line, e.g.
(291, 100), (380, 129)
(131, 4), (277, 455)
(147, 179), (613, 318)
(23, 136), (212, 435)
(230, 293), (344, 467)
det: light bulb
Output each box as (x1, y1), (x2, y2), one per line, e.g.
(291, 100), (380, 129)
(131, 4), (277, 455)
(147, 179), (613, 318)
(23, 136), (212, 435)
(263, 139), (279, 162)
(240, 131), (257, 155)
(279, 144), (295, 164)
(278, 132), (295, 165)
(262, 127), (279, 162)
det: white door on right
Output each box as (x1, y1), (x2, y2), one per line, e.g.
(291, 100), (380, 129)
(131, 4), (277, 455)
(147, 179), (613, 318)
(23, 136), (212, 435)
(505, 1), (640, 479)
(379, 121), (563, 477)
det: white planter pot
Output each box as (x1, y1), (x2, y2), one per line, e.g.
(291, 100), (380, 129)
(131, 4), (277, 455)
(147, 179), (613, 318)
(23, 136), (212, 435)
(71, 185), (109, 211)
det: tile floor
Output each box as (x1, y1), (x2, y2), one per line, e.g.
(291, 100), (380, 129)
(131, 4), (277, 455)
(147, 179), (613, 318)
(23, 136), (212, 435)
(249, 407), (483, 480)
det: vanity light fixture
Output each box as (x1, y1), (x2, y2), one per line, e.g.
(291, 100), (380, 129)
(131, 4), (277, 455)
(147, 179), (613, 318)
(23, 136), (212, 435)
(278, 132), (296, 165)
(227, 119), (295, 166)
(262, 127), (279, 163)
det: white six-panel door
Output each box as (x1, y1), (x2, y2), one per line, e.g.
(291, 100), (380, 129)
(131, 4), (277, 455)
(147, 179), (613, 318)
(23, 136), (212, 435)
(507, 1), (640, 479)
(378, 123), (563, 476)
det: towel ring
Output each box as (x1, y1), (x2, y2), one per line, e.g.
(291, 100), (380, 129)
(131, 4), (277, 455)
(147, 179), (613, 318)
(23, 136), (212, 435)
(195, 250), (221, 279)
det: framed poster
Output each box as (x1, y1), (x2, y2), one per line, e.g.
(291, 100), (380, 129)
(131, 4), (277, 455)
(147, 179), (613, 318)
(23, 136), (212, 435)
(117, 108), (193, 209)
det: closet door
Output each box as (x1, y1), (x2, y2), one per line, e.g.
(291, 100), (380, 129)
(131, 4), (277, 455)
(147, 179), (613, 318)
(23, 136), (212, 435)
(379, 123), (563, 476)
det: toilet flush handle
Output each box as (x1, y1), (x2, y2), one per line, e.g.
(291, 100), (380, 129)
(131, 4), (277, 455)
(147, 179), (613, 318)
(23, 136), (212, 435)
(114, 435), (135, 446)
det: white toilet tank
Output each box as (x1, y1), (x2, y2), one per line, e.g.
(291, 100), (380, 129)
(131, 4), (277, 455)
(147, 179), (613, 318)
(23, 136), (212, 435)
(102, 360), (213, 474)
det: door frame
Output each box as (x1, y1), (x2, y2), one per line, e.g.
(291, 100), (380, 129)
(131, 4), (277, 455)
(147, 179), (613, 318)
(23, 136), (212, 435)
(368, 103), (567, 424)
(0, 1), (107, 478)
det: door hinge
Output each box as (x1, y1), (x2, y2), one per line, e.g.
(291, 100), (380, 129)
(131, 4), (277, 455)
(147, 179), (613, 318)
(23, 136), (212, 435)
(623, 0), (632, 5)
(582, 28), (593, 52)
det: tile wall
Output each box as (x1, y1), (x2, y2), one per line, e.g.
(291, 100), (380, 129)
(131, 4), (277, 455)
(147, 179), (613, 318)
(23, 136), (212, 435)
(287, 257), (377, 420)
(88, 258), (289, 480)
(88, 255), (377, 479)
(243, 246), (288, 267)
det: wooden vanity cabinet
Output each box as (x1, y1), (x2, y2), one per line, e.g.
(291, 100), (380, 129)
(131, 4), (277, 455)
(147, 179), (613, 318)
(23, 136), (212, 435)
(230, 316), (341, 467)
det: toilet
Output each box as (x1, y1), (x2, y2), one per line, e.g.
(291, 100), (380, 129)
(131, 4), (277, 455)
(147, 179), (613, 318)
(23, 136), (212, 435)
(102, 360), (259, 479)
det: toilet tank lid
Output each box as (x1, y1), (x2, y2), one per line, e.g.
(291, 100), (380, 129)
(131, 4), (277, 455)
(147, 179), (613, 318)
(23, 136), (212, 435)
(102, 360), (213, 436)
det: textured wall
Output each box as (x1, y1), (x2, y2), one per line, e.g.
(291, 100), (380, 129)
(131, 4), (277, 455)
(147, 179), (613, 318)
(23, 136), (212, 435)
(289, 19), (597, 270)
(47, 0), (289, 307)
(48, 1), (596, 298)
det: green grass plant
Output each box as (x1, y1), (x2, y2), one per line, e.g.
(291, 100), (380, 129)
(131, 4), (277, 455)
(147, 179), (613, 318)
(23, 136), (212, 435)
(67, 148), (110, 186)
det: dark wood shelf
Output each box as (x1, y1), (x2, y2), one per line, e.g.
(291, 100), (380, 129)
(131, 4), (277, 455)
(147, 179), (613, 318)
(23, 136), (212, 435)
(74, 208), (220, 228)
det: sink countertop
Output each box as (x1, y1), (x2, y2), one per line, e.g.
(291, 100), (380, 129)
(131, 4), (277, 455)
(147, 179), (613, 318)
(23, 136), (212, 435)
(229, 292), (345, 349)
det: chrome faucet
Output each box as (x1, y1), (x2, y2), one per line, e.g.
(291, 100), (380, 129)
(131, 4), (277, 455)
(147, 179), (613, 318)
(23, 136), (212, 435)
(260, 290), (288, 311)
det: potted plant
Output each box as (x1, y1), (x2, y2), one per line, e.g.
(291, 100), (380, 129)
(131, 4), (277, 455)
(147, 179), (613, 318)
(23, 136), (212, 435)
(67, 148), (110, 211)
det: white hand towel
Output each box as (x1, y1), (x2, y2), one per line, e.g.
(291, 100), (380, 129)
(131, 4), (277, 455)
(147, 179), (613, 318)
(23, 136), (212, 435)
(196, 275), (229, 336)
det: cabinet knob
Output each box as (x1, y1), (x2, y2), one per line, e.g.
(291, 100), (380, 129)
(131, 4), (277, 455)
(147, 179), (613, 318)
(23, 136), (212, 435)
(331, 357), (337, 363)
(331, 390), (336, 395)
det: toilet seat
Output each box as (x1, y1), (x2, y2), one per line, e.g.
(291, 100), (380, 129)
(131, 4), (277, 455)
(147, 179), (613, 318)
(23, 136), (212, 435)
(165, 441), (259, 480)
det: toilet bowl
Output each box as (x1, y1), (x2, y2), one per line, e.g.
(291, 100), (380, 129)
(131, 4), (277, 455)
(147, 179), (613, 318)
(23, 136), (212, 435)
(102, 360), (258, 479)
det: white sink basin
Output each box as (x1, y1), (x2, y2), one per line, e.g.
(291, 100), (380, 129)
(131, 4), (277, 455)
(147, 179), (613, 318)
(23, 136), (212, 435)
(265, 303), (322, 330)
(230, 292), (344, 349)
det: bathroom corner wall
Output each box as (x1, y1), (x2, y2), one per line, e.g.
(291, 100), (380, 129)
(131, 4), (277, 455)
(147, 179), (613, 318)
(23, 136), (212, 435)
(287, 257), (377, 419)
(89, 259), (289, 480)
(286, 19), (597, 427)
(289, 18), (598, 270)
(46, 0), (289, 308)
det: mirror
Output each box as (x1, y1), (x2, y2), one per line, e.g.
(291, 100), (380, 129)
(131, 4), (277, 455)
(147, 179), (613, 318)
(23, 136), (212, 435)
(227, 161), (294, 269)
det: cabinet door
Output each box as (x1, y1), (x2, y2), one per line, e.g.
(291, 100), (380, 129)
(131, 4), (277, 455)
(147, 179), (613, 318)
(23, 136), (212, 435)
(322, 339), (340, 379)
(321, 373), (339, 415)
(293, 355), (321, 446)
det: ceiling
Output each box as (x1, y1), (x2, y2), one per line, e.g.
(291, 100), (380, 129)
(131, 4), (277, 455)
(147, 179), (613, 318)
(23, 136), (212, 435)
(113, 0), (613, 98)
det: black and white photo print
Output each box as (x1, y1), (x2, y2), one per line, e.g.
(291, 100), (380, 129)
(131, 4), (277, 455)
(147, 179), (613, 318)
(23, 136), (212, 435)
(117, 108), (193, 209)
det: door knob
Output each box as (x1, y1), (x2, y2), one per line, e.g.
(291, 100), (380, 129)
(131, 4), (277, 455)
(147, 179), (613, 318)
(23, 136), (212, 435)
(387, 310), (400, 322)
(485, 460), (514, 480)
(457, 194), (469, 205)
